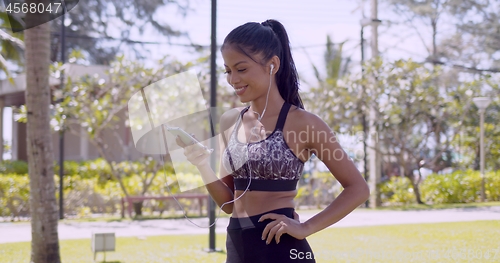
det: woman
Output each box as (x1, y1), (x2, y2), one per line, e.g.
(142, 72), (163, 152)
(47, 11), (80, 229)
(179, 19), (370, 263)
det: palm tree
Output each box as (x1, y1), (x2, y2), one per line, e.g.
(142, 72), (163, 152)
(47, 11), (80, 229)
(0, 10), (25, 82)
(24, 0), (61, 262)
(305, 35), (353, 131)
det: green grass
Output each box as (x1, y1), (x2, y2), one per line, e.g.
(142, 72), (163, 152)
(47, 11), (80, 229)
(309, 220), (500, 262)
(373, 201), (500, 211)
(0, 234), (229, 263)
(1, 220), (499, 263)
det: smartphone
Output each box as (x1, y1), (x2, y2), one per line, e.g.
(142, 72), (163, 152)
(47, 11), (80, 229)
(165, 126), (214, 154)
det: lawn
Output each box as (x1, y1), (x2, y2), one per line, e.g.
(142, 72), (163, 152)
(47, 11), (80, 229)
(1, 220), (499, 263)
(373, 201), (500, 211)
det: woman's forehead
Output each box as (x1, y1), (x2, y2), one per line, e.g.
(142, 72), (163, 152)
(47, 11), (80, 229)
(222, 46), (264, 66)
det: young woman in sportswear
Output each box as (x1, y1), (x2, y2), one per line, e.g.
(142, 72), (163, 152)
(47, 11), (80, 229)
(178, 19), (370, 263)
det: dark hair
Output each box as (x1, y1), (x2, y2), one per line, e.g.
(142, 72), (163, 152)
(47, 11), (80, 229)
(221, 19), (304, 109)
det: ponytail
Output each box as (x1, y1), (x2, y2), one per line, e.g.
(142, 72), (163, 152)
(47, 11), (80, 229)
(222, 19), (304, 109)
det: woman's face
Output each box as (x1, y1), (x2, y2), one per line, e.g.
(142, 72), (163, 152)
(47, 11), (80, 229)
(222, 45), (271, 103)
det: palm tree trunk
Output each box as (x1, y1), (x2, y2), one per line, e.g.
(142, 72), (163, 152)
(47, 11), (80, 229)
(25, 1), (61, 262)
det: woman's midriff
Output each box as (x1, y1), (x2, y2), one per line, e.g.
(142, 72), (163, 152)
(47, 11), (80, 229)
(231, 189), (297, 218)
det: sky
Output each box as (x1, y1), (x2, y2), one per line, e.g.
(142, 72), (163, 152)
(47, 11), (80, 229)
(159, 0), (367, 87)
(115, 0), (432, 88)
(3, 0), (434, 160)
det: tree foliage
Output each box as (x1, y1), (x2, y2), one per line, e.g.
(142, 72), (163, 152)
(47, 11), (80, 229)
(55, 55), (194, 197)
(305, 35), (356, 132)
(0, 10), (24, 81)
(384, 0), (500, 72)
(51, 0), (191, 64)
(307, 37), (499, 202)
(372, 0), (500, 172)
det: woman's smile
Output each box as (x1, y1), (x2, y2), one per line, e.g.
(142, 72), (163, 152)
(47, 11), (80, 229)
(234, 85), (248, 95)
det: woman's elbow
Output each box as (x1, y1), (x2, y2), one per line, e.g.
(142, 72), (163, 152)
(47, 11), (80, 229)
(359, 182), (370, 202)
(222, 204), (233, 214)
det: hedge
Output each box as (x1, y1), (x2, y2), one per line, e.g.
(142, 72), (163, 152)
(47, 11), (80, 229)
(380, 169), (500, 205)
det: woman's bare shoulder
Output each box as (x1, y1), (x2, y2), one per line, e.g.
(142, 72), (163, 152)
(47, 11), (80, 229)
(220, 107), (245, 132)
(288, 106), (327, 130)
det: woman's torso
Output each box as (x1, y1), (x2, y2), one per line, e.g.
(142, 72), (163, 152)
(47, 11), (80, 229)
(222, 103), (311, 218)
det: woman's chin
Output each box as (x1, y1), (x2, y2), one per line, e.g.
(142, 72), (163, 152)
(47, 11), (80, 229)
(238, 96), (251, 103)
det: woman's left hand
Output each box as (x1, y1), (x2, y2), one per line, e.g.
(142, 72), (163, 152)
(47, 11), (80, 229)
(259, 212), (310, 245)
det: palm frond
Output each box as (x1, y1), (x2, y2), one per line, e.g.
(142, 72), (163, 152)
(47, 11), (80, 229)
(0, 29), (25, 50)
(0, 10), (25, 31)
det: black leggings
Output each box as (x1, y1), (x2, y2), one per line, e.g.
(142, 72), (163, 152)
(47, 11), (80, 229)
(226, 208), (316, 263)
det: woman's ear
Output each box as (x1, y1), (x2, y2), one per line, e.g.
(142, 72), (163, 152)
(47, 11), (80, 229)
(269, 56), (280, 74)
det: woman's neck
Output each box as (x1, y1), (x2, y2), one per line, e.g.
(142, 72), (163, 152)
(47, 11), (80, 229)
(249, 88), (284, 120)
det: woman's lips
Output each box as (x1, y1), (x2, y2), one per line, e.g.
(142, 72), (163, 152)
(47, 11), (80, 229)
(234, 85), (248, 96)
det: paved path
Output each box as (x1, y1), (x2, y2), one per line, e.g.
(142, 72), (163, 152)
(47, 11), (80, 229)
(1, 206), (499, 244)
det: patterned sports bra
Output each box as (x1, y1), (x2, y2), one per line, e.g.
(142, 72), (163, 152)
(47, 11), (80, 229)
(222, 102), (305, 191)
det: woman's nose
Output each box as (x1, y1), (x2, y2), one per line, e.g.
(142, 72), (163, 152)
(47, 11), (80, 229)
(228, 73), (240, 86)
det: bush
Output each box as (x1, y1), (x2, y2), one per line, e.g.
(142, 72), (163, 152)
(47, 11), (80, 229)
(81, 158), (115, 180)
(53, 160), (84, 177)
(380, 176), (416, 205)
(0, 160), (28, 175)
(0, 174), (30, 218)
(379, 169), (500, 205)
(421, 170), (500, 204)
(1, 158), (207, 219)
(486, 170), (500, 201)
(296, 172), (341, 208)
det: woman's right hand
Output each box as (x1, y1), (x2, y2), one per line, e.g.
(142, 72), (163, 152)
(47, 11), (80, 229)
(175, 136), (211, 168)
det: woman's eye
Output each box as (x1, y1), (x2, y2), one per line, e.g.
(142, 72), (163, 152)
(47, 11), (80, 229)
(223, 69), (245, 74)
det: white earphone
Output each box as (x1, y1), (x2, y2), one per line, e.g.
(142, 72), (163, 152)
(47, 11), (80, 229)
(270, 64), (274, 74)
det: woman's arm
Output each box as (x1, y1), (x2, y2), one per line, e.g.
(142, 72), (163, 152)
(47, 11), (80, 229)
(195, 162), (234, 214)
(299, 114), (370, 236)
(180, 109), (239, 214)
(260, 112), (369, 244)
